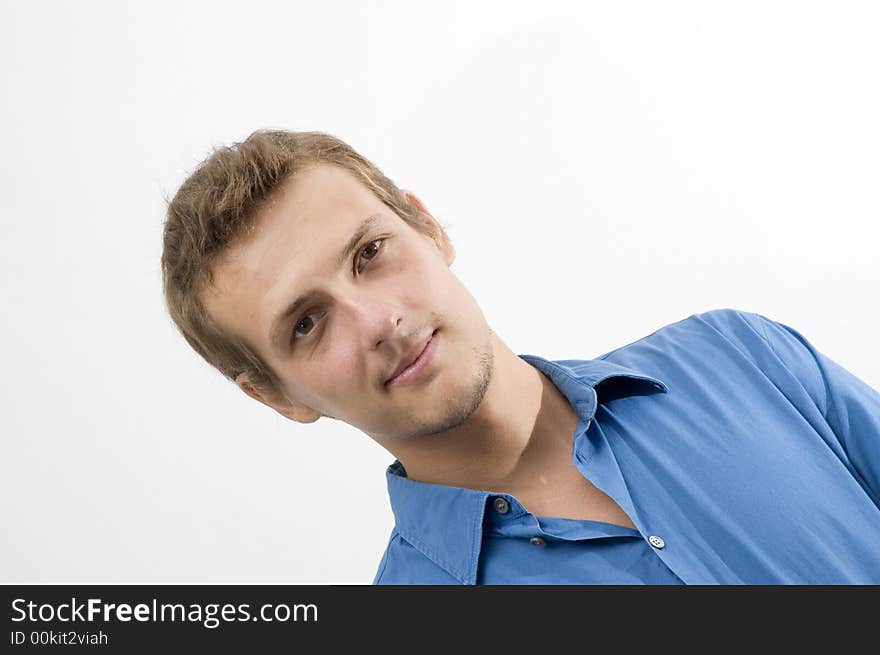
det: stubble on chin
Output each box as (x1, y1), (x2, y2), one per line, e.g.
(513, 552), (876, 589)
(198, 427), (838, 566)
(396, 339), (495, 440)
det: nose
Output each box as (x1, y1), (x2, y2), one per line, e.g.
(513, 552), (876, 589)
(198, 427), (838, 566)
(374, 315), (404, 351)
(338, 291), (405, 354)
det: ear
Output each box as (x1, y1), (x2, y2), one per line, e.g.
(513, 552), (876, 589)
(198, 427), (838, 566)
(235, 373), (321, 424)
(401, 189), (456, 267)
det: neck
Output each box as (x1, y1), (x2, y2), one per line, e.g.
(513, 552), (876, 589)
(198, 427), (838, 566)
(380, 332), (581, 493)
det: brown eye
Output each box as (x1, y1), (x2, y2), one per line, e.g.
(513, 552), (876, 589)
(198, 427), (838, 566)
(357, 239), (383, 270)
(293, 315), (316, 339)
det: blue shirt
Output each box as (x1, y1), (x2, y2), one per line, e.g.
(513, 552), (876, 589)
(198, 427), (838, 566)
(372, 308), (880, 584)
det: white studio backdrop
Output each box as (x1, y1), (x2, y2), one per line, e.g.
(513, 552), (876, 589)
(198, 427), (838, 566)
(1, 0), (878, 583)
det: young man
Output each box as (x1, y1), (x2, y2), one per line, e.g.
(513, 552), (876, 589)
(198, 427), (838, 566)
(162, 129), (880, 584)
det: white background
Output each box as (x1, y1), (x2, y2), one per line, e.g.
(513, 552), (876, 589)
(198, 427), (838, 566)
(2, 1), (878, 583)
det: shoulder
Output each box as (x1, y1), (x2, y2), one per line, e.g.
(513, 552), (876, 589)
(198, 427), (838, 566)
(646, 306), (772, 355)
(600, 306), (811, 391)
(666, 306), (793, 365)
(672, 307), (830, 413)
(596, 307), (775, 374)
(656, 307), (767, 342)
(372, 528), (462, 585)
(686, 307), (766, 337)
(683, 306), (813, 363)
(596, 307), (766, 361)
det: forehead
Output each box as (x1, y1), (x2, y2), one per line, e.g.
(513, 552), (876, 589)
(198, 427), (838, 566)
(200, 163), (392, 341)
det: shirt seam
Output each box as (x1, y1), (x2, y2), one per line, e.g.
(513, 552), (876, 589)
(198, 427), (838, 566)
(754, 313), (880, 512)
(753, 311), (836, 424)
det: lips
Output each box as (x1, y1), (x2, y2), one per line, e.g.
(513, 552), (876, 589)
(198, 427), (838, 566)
(385, 331), (435, 386)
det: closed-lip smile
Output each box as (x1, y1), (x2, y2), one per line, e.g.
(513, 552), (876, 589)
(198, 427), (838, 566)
(385, 329), (438, 387)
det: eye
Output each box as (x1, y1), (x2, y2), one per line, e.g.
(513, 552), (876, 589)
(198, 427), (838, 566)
(293, 314), (318, 340)
(356, 238), (384, 272)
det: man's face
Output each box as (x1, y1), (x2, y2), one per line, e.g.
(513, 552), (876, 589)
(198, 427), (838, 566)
(201, 163), (494, 441)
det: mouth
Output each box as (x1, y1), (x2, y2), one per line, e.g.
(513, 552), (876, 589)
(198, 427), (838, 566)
(385, 329), (439, 388)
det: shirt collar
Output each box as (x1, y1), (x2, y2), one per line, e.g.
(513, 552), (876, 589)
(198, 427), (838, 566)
(384, 354), (669, 584)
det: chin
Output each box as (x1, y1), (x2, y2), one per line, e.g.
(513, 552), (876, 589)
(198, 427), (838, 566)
(408, 338), (495, 439)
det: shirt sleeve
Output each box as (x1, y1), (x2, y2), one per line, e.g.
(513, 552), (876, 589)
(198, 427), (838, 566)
(751, 311), (880, 504)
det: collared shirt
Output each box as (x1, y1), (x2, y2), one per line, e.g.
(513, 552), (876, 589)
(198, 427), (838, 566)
(372, 308), (880, 584)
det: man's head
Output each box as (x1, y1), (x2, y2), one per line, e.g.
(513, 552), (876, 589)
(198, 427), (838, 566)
(162, 130), (494, 442)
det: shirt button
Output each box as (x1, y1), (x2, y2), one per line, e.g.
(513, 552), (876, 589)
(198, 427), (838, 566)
(648, 535), (666, 549)
(493, 497), (510, 514)
(529, 536), (547, 547)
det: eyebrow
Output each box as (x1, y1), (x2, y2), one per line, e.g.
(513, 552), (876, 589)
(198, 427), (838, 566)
(268, 214), (384, 351)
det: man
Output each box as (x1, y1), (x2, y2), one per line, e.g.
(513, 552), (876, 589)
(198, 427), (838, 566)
(162, 129), (880, 584)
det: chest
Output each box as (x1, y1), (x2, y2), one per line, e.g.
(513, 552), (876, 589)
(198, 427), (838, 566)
(514, 461), (638, 530)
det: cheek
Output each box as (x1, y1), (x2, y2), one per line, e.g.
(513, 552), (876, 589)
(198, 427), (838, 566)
(307, 337), (367, 391)
(288, 360), (356, 415)
(394, 250), (449, 302)
(309, 353), (354, 390)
